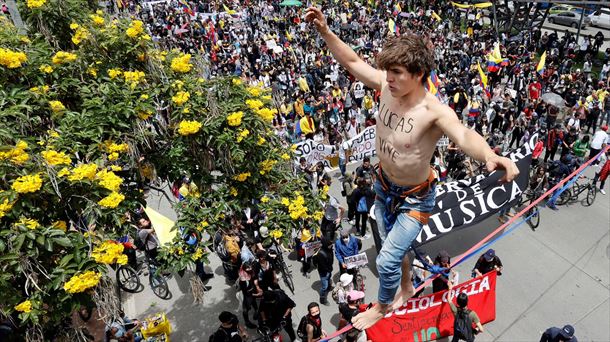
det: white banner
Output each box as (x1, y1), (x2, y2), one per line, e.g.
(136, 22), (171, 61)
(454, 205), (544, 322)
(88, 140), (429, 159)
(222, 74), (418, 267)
(294, 140), (336, 169)
(345, 125), (377, 163)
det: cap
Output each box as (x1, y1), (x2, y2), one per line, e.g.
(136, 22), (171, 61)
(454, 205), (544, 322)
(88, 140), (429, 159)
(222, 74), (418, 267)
(436, 250), (450, 264)
(560, 325), (575, 338)
(259, 226), (269, 238)
(484, 249), (495, 262)
(219, 311), (238, 324)
(340, 273), (354, 286)
(601, 125), (608, 132)
(346, 290), (365, 301)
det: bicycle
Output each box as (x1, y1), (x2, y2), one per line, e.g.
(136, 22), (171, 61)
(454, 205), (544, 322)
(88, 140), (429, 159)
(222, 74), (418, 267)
(268, 241), (295, 294)
(345, 252), (368, 292)
(566, 175), (597, 206)
(351, 266), (366, 293)
(515, 189), (542, 230)
(115, 239), (171, 299)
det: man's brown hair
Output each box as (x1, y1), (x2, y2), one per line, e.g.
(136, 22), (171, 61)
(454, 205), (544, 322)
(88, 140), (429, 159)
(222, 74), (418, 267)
(376, 34), (435, 85)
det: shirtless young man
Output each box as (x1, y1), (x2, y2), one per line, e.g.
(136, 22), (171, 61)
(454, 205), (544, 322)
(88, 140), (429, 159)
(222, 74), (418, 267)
(305, 7), (519, 330)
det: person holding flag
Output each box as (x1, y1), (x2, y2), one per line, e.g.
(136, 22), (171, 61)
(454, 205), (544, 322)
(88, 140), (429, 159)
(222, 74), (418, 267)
(305, 6), (519, 330)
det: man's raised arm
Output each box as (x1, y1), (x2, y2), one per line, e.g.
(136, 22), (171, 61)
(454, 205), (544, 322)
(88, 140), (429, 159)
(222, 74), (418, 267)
(305, 7), (383, 91)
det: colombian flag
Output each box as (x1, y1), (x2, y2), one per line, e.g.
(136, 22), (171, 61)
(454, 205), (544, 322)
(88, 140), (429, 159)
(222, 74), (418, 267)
(425, 70), (440, 97)
(388, 18), (399, 35)
(487, 60), (501, 73)
(179, 0), (193, 15)
(537, 51), (546, 76)
(432, 11), (442, 21)
(477, 62), (491, 99)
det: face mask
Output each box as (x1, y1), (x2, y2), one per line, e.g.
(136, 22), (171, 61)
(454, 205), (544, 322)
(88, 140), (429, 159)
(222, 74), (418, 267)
(342, 238), (349, 243)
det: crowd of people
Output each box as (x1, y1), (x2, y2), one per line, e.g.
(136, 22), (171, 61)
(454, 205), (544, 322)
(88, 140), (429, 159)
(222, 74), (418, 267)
(101, 0), (610, 341)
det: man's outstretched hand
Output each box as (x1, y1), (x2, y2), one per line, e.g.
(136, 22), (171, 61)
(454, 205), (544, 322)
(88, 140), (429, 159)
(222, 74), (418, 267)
(486, 155), (519, 183)
(304, 7), (329, 35)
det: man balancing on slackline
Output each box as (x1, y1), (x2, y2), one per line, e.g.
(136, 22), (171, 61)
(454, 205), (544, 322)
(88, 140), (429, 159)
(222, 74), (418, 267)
(305, 7), (519, 330)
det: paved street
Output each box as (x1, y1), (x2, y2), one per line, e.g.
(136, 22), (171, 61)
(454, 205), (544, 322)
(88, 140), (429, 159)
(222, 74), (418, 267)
(123, 158), (609, 341)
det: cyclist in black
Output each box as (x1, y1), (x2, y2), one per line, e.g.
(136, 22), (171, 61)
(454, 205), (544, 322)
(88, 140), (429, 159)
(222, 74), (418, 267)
(547, 155), (572, 210)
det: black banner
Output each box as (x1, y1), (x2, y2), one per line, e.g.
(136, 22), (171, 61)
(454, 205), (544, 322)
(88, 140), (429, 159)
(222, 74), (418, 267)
(414, 134), (536, 247)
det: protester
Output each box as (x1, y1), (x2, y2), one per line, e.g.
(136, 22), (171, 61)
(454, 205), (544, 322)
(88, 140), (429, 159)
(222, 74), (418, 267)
(338, 290), (365, 342)
(259, 289), (297, 341)
(297, 302), (327, 342)
(210, 311), (249, 342)
(334, 229), (361, 275)
(447, 280), (484, 341)
(312, 237), (334, 305)
(472, 249), (503, 278)
(351, 178), (375, 237)
(540, 324), (578, 342)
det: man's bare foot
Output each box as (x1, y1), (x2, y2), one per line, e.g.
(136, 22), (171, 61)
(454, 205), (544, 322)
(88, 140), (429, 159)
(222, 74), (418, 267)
(391, 283), (416, 310)
(352, 303), (388, 330)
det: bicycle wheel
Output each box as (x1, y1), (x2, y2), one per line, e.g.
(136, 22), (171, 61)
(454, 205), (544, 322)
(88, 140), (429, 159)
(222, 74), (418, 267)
(116, 266), (141, 293)
(281, 262), (295, 294)
(570, 183), (581, 202)
(527, 206), (540, 229)
(585, 184), (596, 206)
(556, 188), (571, 206)
(150, 274), (170, 299)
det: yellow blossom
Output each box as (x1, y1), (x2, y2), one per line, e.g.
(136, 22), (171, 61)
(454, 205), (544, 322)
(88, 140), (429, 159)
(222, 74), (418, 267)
(232, 78), (242, 86)
(281, 153), (290, 160)
(104, 141), (129, 153)
(191, 248), (204, 261)
(69, 23), (79, 30)
(259, 159), (277, 175)
(140, 94), (149, 100)
(236, 129), (249, 142)
(41, 150), (71, 166)
(67, 163), (97, 181)
(123, 70), (145, 87)
(270, 229), (283, 239)
(26, 0), (45, 8)
(0, 198), (14, 218)
(96, 169), (123, 192)
(178, 120), (202, 136)
(312, 211), (324, 221)
(0, 141), (30, 165)
(291, 144), (298, 152)
(246, 99), (264, 110)
(256, 107), (277, 122)
(281, 197), (290, 206)
(52, 220), (67, 231)
(233, 172), (251, 182)
(14, 300), (32, 313)
(230, 187), (238, 197)
(108, 152), (119, 161)
(170, 53), (193, 73)
(15, 217), (40, 229)
(71, 27), (89, 45)
(49, 100), (66, 113)
(98, 192), (125, 208)
(247, 87), (262, 97)
(108, 68), (122, 79)
(91, 241), (126, 264)
(138, 111), (153, 120)
(12, 174), (42, 193)
(172, 91), (190, 106)
(64, 271), (101, 293)
(0, 48), (27, 68)
(197, 221), (209, 231)
(20, 36), (31, 44)
(52, 51), (77, 65)
(226, 111), (243, 127)
(90, 14), (105, 26)
(88, 67), (97, 77)
(57, 168), (70, 177)
(257, 137), (266, 146)
(30, 85), (50, 94)
(260, 196), (269, 203)
(126, 20), (145, 38)
(39, 64), (54, 73)
(110, 165), (122, 171)
(261, 95), (272, 101)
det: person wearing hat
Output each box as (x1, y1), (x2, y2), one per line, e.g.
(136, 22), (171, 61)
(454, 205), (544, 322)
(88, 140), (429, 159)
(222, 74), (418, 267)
(312, 237), (334, 305)
(540, 324), (578, 342)
(210, 311), (248, 342)
(333, 273), (355, 305)
(338, 290), (365, 342)
(472, 249), (503, 278)
(432, 250), (457, 293)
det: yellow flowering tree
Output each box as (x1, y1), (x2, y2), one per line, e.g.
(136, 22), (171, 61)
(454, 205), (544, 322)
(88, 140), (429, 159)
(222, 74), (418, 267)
(0, 2), (325, 338)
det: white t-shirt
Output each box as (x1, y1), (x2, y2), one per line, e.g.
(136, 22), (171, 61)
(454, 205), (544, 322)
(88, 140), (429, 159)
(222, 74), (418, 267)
(591, 130), (609, 149)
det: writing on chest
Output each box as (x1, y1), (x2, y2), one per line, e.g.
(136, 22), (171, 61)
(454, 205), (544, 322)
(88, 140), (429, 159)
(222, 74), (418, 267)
(378, 103), (415, 134)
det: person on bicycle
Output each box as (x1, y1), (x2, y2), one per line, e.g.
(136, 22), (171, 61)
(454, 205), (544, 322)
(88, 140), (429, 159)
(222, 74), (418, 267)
(547, 154), (573, 210)
(334, 229), (361, 275)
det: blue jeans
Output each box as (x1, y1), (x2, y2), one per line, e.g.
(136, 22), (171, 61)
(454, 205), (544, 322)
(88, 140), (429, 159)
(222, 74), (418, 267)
(339, 158), (347, 176)
(373, 171), (436, 304)
(318, 271), (331, 300)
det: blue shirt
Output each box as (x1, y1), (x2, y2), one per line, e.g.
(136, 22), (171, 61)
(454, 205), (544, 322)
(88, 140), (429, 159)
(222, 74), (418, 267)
(335, 236), (359, 265)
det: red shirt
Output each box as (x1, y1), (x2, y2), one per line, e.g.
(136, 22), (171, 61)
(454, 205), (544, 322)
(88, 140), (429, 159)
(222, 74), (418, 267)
(528, 82), (542, 100)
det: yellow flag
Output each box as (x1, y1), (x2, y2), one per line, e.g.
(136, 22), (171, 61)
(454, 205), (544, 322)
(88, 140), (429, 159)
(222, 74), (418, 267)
(432, 11), (442, 21)
(144, 207), (177, 246)
(477, 62), (488, 89)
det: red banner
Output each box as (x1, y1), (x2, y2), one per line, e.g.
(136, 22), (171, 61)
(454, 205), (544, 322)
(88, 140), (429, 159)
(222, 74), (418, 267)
(366, 271), (497, 342)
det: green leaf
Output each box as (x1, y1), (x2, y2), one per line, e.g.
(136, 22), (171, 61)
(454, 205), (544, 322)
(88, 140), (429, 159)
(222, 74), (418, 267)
(36, 235), (45, 246)
(53, 237), (72, 247)
(13, 234), (25, 251)
(25, 231), (36, 240)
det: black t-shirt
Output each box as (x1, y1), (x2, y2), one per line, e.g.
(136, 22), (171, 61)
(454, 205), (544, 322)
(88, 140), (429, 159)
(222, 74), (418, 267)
(211, 325), (242, 342)
(339, 304), (359, 323)
(474, 255), (503, 275)
(260, 290), (296, 324)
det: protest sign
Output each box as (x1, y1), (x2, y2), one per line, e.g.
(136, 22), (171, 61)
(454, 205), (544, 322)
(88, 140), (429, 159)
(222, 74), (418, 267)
(366, 271), (497, 341)
(344, 252), (368, 269)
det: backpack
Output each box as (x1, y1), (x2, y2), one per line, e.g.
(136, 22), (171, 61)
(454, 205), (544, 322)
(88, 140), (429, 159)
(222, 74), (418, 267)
(215, 238), (230, 262)
(296, 315), (309, 340)
(134, 234), (148, 251)
(357, 196), (368, 213)
(453, 308), (474, 342)
(331, 283), (343, 303)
